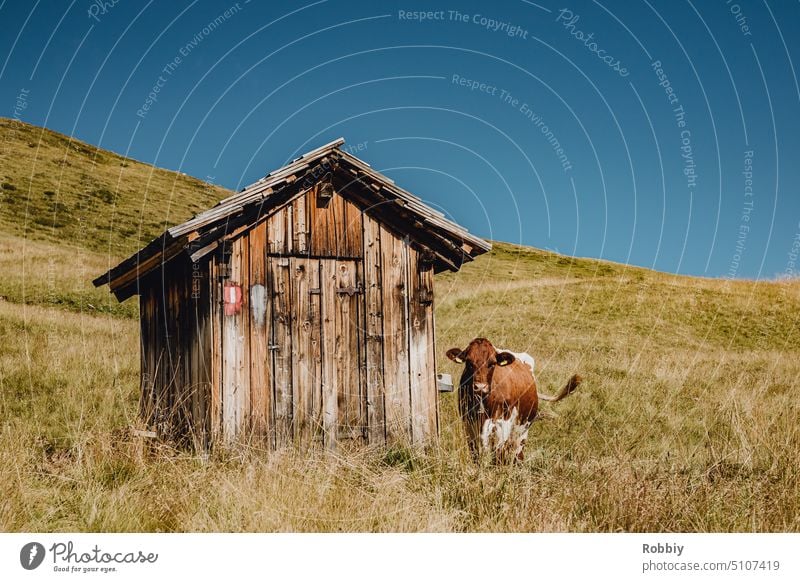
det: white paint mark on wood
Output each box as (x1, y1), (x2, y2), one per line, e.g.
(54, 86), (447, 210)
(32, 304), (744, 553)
(250, 284), (267, 326)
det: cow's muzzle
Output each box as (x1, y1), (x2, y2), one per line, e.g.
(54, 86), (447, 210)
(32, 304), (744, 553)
(473, 382), (489, 394)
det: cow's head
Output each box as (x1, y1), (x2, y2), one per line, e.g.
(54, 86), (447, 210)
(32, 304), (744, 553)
(446, 338), (516, 394)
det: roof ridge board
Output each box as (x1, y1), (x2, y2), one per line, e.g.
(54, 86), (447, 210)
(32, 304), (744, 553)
(288, 136), (345, 164)
(215, 138), (343, 206)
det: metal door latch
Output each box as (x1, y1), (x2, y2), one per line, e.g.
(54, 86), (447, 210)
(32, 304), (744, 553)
(335, 286), (363, 296)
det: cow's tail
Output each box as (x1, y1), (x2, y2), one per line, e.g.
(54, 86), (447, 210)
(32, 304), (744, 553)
(538, 374), (582, 402)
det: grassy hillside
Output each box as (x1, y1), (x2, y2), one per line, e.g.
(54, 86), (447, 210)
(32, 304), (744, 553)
(1, 119), (798, 532)
(0, 117), (227, 257)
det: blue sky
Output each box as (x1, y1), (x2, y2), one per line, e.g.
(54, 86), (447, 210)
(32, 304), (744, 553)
(2, 0), (799, 279)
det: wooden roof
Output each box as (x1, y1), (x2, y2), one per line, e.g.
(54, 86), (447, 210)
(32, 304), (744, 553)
(94, 138), (491, 300)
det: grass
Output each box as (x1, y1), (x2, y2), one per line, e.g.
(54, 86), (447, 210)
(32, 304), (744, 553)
(0, 232), (136, 318)
(0, 117), (227, 257)
(1, 120), (799, 532)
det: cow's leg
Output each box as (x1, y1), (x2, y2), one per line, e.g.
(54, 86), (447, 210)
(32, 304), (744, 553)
(459, 387), (484, 462)
(480, 417), (494, 451)
(483, 408), (520, 464)
(512, 422), (531, 463)
(463, 414), (482, 462)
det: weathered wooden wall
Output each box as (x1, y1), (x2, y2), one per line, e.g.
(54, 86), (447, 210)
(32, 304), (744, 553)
(139, 258), (212, 449)
(141, 187), (437, 450)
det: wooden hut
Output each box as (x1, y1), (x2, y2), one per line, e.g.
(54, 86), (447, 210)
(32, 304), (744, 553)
(94, 139), (490, 450)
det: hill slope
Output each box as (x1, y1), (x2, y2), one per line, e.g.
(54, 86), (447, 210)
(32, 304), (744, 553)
(0, 117), (228, 256)
(1, 120), (798, 532)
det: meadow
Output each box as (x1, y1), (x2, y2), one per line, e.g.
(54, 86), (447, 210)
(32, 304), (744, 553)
(1, 118), (798, 531)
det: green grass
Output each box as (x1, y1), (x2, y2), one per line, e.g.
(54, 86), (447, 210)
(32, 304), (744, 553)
(0, 117), (227, 257)
(1, 119), (798, 532)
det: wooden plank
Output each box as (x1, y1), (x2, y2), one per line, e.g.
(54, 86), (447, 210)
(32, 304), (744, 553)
(331, 192), (346, 256)
(291, 257), (317, 444)
(188, 275), (200, 448)
(189, 265), (206, 449)
(194, 261), (213, 450)
(320, 259), (337, 450)
(157, 281), (170, 436)
(292, 194), (308, 254)
(222, 237), (249, 442)
(174, 271), (186, 443)
(343, 197), (363, 257)
(148, 286), (161, 432)
(308, 185), (329, 256)
(408, 248), (435, 444)
(138, 292), (149, 424)
(356, 259), (368, 442)
(267, 208), (286, 255)
(307, 187), (364, 259)
(221, 248), (237, 443)
(159, 281), (171, 436)
(334, 260), (363, 440)
(238, 240), (251, 440)
(152, 284), (165, 436)
(165, 275), (181, 440)
(309, 260), (323, 442)
(180, 270), (192, 444)
(139, 290), (155, 429)
(285, 203), (294, 255)
(269, 254), (293, 446)
(183, 270), (199, 447)
(248, 221), (271, 443)
(210, 256), (222, 444)
(380, 228), (411, 444)
(421, 260), (438, 440)
(363, 217), (386, 446)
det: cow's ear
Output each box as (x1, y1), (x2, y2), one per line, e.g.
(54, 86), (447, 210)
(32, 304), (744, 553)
(446, 348), (466, 363)
(496, 352), (515, 366)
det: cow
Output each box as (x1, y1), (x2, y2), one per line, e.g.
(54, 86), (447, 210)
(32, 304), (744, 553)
(446, 338), (582, 463)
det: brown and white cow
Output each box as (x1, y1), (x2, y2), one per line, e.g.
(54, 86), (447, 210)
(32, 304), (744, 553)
(446, 338), (582, 463)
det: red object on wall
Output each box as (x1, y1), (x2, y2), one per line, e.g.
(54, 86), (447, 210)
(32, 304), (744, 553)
(223, 283), (242, 316)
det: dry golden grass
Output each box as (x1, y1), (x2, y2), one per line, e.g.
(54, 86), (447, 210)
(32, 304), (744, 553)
(2, 242), (798, 532)
(1, 120), (798, 532)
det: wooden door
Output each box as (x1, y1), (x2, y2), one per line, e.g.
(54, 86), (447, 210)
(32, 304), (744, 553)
(268, 256), (365, 448)
(324, 259), (366, 444)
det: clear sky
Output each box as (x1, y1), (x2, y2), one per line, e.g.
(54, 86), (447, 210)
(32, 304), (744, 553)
(2, 0), (799, 279)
